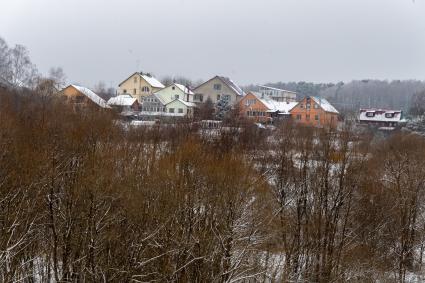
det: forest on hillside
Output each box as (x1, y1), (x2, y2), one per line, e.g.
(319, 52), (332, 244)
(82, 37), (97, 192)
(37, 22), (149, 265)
(2, 86), (425, 282)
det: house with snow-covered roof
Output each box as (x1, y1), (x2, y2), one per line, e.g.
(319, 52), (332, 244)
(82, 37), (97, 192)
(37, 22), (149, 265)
(165, 99), (197, 118)
(358, 109), (406, 129)
(238, 92), (297, 123)
(107, 94), (139, 112)
(290, 96), (339, 128)
(154, 83), (194, 104)
(193, 75), (245, 105)
(117, 72), (165, 102)
(60, 84), (110, 109)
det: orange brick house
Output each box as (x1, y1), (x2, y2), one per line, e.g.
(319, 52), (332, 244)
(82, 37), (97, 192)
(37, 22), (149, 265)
(290, 96), (339, 128)
(238, 92), (297, 123)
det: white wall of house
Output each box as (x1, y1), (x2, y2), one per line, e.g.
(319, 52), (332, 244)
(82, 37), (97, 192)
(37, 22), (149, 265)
(165, 100), (194, 117)
(193, 77), (241, 105)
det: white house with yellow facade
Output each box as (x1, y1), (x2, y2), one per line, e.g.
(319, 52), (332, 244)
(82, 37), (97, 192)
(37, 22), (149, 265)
(117, 72), (165, 102)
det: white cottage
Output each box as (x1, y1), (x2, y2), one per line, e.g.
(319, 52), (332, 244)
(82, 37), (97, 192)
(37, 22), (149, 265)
(165, 99), (197, 118)
(154, 83), (194, 104)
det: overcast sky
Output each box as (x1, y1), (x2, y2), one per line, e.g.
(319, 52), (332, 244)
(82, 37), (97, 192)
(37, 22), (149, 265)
(1, 0), (425, 88)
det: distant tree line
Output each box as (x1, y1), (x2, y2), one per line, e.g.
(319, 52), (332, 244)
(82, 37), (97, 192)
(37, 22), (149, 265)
(246, 80), (425, 116)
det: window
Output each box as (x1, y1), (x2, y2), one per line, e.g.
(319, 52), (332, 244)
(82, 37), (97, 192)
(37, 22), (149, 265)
(178, 108), (184, 113)
(385, 113), (394, 118)
(246, 99), (256, 106)
(217, 94), (221, 101)
(306, 114), (310, 120)
(213, 84), (222, 90)
(123, 89), (127, 93)
(195, 94), (203, 102)
(224, 95), (231, 101)
(300, 104), (304, 108)
(306, 103), (311, 109)
(296, 114), (302, 120)
(314, 103), (319, 109)
(133, 89), (137, 95)
(172, 86), (175, 90)
(169, 108), (175, 113)
(175, 95), (179, 99)
(315, 115), (319, 120)
(366, 112), (375, 117)
(142, 86), (150, 93)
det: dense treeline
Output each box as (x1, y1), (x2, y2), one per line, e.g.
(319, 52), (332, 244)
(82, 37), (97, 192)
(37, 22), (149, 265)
(246, 80), (425, 115)
(2, 87), (425, 282)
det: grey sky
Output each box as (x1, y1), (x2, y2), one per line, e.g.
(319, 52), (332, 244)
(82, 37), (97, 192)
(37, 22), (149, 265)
(1, 0), (425, 88)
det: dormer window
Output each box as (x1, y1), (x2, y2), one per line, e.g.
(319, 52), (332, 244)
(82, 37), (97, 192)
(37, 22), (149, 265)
(141, 86), (150, 93)
(172, 86), (175, 90)
(213, 84), (222, 90)
(385, 113), (394, 118)
(366, 112), (375, 117)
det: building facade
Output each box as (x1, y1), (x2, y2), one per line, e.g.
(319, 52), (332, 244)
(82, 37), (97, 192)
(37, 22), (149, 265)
(117, 72), (165, 102)
(358, 109), (406, 128)
(238, 92), (297, 123)
(140, 93), (167, 113)
(107, 94), (139, 112)
(154, 83), (194, 104)
(290, 96), (339, 128)
(193, 76), (245, 105)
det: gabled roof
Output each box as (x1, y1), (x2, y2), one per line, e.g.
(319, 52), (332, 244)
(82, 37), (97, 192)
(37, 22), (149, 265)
(107, 94), (137, 107)
(295, 96), (339, 114)
(118, 72), (165, 88)
(155, 83), (194, 95)
(69, 85), (110, 108)
(153, 93), (167, 105)
(142, 74), (165, 88)
(310, 97), (338, 114)
(359, 109), (405, 123)
(247, 92), (297, 114)
(141, 93), (167, 105)
(166, 98), (197, 108)
(195, 75), (245, 97)
(174, 83), (194, 95)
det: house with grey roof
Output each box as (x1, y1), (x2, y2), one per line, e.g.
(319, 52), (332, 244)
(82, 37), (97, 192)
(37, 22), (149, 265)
(193, 75), (245, 106)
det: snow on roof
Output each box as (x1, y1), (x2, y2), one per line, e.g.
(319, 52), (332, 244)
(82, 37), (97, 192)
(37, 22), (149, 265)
(258, 85), (297, 94)
(174, 83), (194, 95)
(71, 85), (110, 108)
(166, 98), (197, 108)
(141, 74), (165, 88)
(107, 94), (137, 106)
(359, 109), (405, 123)
(153, 93), (167, 105)
(250, 92), (297, 114)
(139, 111), (186, 117)
(218, 76), (245, 96)
(311, 97), (339, 114)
